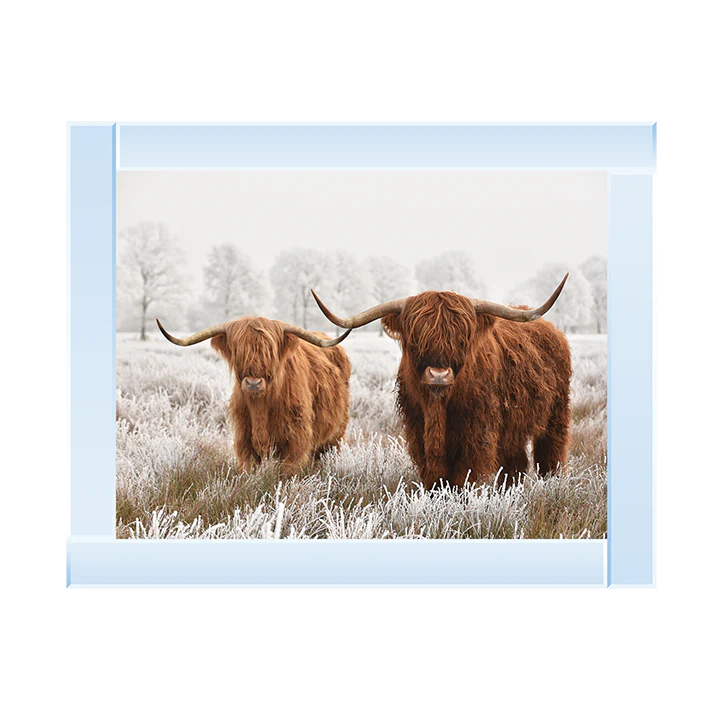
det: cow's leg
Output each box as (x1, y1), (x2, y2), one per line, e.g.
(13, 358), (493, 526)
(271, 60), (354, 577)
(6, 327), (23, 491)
(451, 428), (499, 487)
(231, 411), (258, 472)
(534, 397), (571, 477)
(279, 441), (312, 476)
(394, 389), (433, 489)
(402, 418), (427, 485)
(233, 431), (259, 472)
(278, 410), (314, 475)
(313, 437), (343, 460)
(500, 447), (529, 486)
(422, 462), (449, 490)
(310, 374), (350, 461)
(325, 407), (351, 454)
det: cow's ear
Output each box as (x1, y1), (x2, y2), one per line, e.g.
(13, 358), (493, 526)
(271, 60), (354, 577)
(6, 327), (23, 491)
(381, 314), (402, 340)
(210, 333), (232, 363)
(475, 313), (497, 335)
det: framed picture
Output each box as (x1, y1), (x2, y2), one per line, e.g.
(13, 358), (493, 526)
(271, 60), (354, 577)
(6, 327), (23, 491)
(67, 123), (654, 585)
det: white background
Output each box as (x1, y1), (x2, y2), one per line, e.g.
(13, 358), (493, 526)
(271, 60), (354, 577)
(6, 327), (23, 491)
(2, 2), (720, 721)
(118, 170), (607, 300)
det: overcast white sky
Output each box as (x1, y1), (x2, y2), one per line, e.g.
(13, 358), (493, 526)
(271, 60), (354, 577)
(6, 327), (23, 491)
(117, 170), (607, 301)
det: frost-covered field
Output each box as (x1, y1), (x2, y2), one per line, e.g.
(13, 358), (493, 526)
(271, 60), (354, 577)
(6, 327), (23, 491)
(116, 331), (607, 539)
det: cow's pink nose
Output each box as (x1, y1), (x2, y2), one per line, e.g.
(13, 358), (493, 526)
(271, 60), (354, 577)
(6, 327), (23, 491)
(242, 377), (266, 392)
(422, 366), (454, 386)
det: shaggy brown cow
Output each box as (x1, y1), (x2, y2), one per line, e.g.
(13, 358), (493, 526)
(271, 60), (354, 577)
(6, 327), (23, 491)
(156, 316), (352, 473)
(311, 276), (571, 488)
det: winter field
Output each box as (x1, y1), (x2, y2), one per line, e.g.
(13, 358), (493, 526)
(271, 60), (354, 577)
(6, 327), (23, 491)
(116, 331), (607, 539)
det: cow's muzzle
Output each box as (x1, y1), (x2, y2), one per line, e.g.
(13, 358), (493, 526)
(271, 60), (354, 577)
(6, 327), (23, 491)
(242, 377), (267, 393)
(421, 366), (455, 387)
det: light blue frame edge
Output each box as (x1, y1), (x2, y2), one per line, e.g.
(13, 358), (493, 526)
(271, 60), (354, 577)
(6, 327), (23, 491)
(67, 123), (655, 586)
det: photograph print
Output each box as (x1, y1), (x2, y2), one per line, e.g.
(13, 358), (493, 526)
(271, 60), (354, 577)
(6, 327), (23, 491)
(116, 170), (607, 540)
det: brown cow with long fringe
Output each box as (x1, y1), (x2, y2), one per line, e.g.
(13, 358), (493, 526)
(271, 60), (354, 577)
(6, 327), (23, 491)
(156, 316), (351, 473)
(312, 277), (571, 489)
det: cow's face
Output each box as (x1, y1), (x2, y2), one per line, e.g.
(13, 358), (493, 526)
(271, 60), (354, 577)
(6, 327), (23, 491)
(383, 292), (488, 393)
(212, 318), (296, 397)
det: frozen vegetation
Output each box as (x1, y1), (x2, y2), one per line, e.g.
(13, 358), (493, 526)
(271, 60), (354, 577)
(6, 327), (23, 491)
(116, 331), (607, 539)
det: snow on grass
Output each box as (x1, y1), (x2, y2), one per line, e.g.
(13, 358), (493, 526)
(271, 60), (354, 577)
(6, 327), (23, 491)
(116, 331), (607, 539)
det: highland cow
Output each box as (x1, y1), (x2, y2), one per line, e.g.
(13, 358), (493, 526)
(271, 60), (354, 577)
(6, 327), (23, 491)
(156, 316), (352, 473)
(311, 276), (571, 488)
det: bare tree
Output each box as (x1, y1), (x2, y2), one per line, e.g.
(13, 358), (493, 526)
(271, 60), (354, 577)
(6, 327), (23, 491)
(415, 250), (487, 297)
(318, 251), (373, 332)
(203, 244), (270, 320)
(367, 256), (415, 335)
(580, 255), (607, 333)
(117, 221), (189, 340)
(510, 263), (593, 333)
(270, 248), (331, 329)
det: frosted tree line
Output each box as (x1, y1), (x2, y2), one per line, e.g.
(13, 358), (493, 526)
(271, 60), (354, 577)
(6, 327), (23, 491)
(117, 221), (608, 338)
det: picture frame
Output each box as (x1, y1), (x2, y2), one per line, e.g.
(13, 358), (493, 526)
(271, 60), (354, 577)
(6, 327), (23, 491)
(67, 122), (654, 586)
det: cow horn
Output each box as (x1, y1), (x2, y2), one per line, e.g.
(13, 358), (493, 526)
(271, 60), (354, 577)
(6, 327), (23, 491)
(471, 274), (569, 322)
(311, 289), (406, 329)
(158, 318), (351, 349)
(156, 319), (227, 346)
(281, 323), (353, 347)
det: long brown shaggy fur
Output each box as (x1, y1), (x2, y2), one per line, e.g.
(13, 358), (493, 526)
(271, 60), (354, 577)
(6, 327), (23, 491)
(382, 292), (571, 488)
(210, 317), (351, 473)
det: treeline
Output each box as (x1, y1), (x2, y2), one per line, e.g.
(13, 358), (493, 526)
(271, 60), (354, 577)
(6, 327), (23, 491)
(117, 221), (607, 338)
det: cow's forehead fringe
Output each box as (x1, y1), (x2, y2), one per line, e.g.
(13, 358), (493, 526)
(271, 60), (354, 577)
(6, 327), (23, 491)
(226, 318), (285, 368)
(401, 292), (478, 360)
(403, 291), (476, 322)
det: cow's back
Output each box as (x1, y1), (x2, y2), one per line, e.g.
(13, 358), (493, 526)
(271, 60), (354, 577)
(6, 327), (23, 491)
(490, 318), (571, 444)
